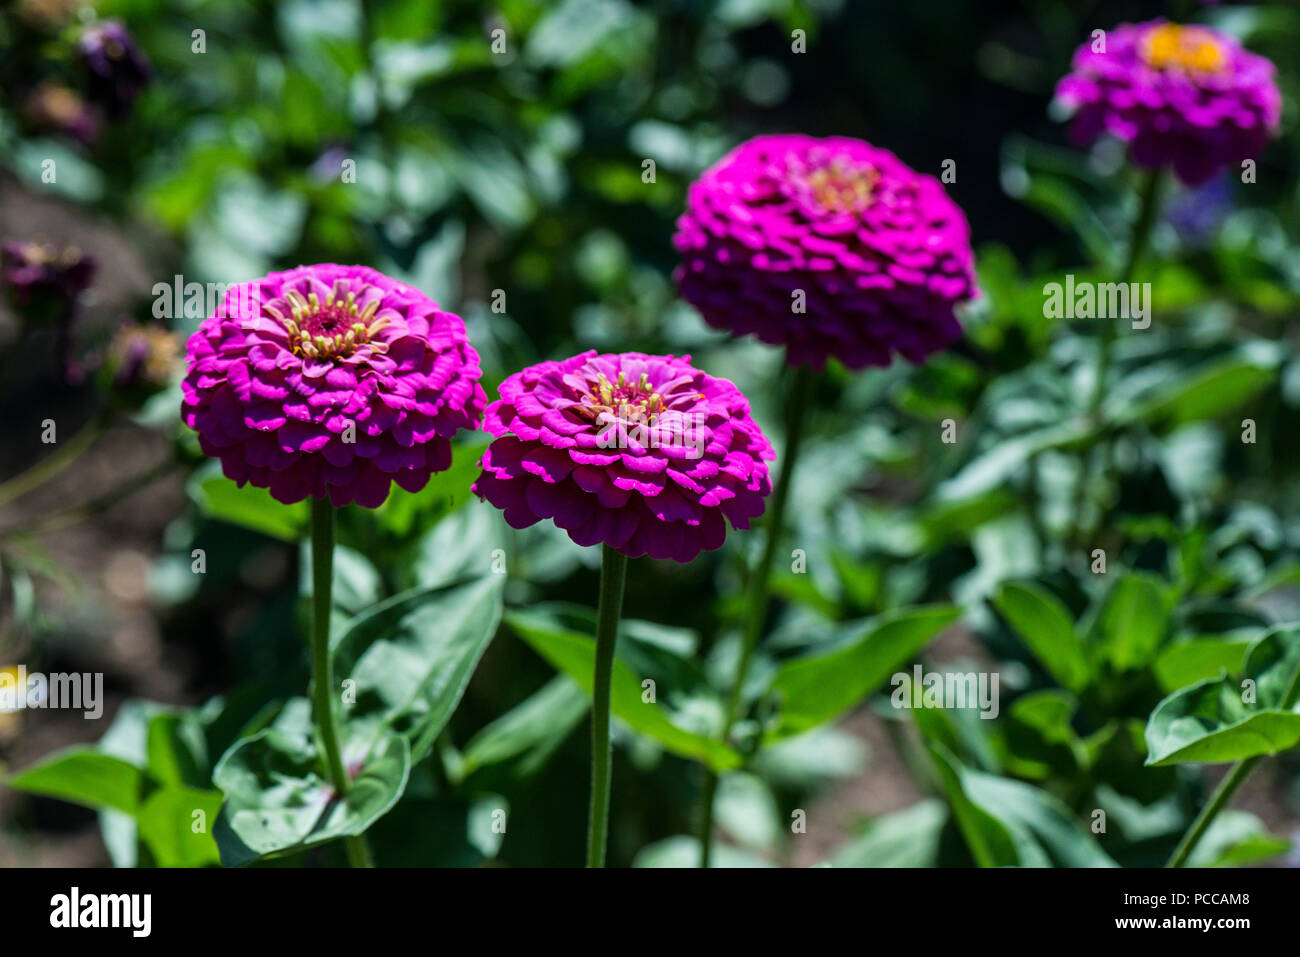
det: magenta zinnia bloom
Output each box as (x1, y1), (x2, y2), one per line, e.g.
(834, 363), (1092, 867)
(673, 134), (976, 371)
(471, 351), (774, 562)
(182, 264), (485, 508)
(1055, 20), (1281, 185)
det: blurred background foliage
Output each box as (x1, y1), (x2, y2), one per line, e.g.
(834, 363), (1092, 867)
(2, 0), (1300, 867)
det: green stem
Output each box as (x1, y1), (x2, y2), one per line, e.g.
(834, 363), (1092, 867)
(0, 458), (177, 540)
(698, 363), (816, 867)
(0, 409), (111, 510)
(309, 498), (372, 868)
(1087, 168), (1163, 422)
(1072, 169), (1164, 545)
(587, 544), (628, 868)
(1165, 757), (1260, 869)
(1166, 659), (1300, 868)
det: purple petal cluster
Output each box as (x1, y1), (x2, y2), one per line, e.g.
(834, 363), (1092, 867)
(673, 134), (976, 371)
(472, 351), (774, 562)
(182, 264), (486, 508)
(76, 20), (152, 118)
(1055, 20), (1280, 185)
(1, 239), (95, 320)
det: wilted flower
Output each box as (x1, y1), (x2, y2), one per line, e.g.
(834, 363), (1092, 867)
(1054, 20), (1281, 185)
(472, 351), (773, 562)
(99, 320), (182, 403)
(1, 239), (96, 322)
(24, 82), (100, 145)
(181, 264), (486, 507)
(673, 134), (976, 371)
(76, 20), (152, 118)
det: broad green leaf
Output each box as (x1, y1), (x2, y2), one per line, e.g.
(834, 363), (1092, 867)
(1110, 347), (1280, 429)
(1091, 573), (1175, 672)
(828, 800), (948, 867)
(1145, 627), (1300, 766)
(506, 609), (741, 770)
(334, 575), (504, 761)
(926, 745), (1022, 867)
(187, 462), (307, 541)
(993, 581), (1089, 692)
(374, 438), (489, 539)
(766, 605), (960, 739)
(1002, 689), (1087, 779)
(1154, 635), (1257, 694)
(136, 787), (223, 867)
(715, 772), (782, 851)
(5, 748), (144, 815)
(459, 675), (588, 778)
(146, 712), (209, 789)
(213, 728), (410, 867)
(930, 745), (1116, 868)
(1188, 811), (1290, 868)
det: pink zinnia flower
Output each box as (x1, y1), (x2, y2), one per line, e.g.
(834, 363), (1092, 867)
(182, 264), (485, 508)
(471, 351), (774, 562)
(1055, 20), (1281, 185)
(673, 134), (976, 371)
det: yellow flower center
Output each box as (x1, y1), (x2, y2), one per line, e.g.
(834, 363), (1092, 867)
(1142, 23), (1226, 74)
(802, 160), (879, 214)
(268, 285), (390, 360)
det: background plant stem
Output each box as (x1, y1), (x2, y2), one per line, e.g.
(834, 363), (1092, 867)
(1073, 169), (1164, 545)
(587, 543), (628, 868)
(1166, 658), (1300, 868)
(309, 498), (372, 868)
(0, 408), (111, 510)
(698, 362), (815, 867)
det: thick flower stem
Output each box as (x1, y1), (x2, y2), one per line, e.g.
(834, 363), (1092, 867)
(698, 363), (816, 867)
(309, 498), (372, 868)
(587, 544), (628, 868)
(1166, 661), (1300, 868)
(0, 408), (111, 510)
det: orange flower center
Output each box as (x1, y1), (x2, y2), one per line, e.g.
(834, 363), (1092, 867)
(802, 159), (879, 214)
(1142, 23), (1226, 74)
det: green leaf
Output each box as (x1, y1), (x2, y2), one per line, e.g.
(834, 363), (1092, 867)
(373, 438), (489, 539)
(459, 675), (588, 778)
(505, 609), (741, 770)
(632, 835), (773, 868)
(828, 799), (948, 867)
(1091, 573), (1175, 672)
(5, 748), (144, 815)
(993, 581), (1089, 692)
(929, 745), (1116, 867)
(766, 605), (960, 740)
(187, 462), (308, 541)
(213, 728), (411, 867)
(1188, 811), (1290, 868)
(1145, 627), (1300, 766)
(1110, 347), (1280, 429)
(136, 787), (223, 867)
(333, 575), (504, 762)
(1154, 635), (1257, 694)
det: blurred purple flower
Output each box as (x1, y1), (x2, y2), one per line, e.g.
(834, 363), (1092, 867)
(76, 20), (152, 118)
(101, 320), (182, 402)
(23, 82), (100, 145)
(1055, 20), (1281, 185)
(1165, 171), (1233, 246)
(1, 239), (96, 322)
